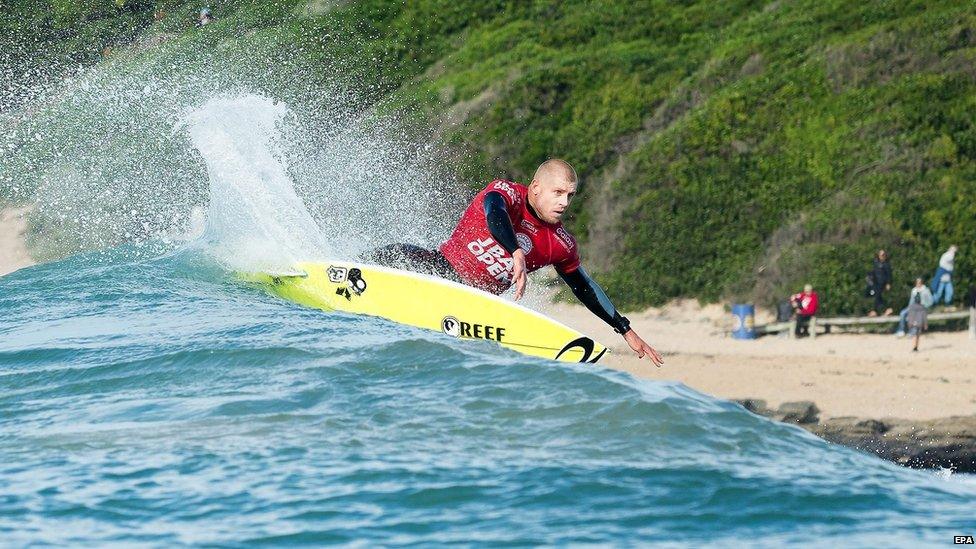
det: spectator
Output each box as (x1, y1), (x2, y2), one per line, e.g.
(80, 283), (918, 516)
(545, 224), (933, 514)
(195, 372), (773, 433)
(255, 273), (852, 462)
(790, 284), (819, 337)
(196, 7), (213, 27)
(895, 277), (933, 337)
(968, 285), (976, 309)
(930, 245), (957, 307)
(866, 249), (892, 316)
(906, 293), (928, 352)
(776, 299), (793, 322)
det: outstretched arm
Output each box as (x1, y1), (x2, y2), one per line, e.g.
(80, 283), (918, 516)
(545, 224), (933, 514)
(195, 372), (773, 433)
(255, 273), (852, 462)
(483, 191), (527, 299)
(559, 267), (664, 366)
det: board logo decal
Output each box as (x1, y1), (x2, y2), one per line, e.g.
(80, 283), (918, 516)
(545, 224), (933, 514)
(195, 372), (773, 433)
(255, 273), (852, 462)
(347, 269), (366, 295)
(440, 317), (507, 341)
(327, 266), (348, 283)
(441, 316), (461, 337)
(555, 337), (606, 363)
(335, 269), (367, 300)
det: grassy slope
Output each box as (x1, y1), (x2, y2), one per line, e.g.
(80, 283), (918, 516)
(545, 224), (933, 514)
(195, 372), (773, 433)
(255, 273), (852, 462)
(1, 0), (157, 105)
(364, 0), (976, 314)
(7, 0), (976, 314)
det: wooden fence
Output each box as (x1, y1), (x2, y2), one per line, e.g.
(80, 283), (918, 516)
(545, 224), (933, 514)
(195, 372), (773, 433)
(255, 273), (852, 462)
(754, 308), (976, 339)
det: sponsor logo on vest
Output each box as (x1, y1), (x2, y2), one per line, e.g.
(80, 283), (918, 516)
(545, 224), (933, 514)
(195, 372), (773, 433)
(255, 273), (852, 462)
(491, 181), (519, 204)
(467, 237), (514, 283)
(555, 227), (575, 250)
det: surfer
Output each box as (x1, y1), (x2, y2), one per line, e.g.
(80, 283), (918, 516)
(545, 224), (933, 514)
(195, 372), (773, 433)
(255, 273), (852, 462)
(364, 159), (664, 366)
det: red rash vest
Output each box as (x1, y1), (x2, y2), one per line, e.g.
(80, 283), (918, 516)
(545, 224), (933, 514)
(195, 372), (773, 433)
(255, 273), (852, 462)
(790, 291), (819, 316)
(439, 180), (581, 294)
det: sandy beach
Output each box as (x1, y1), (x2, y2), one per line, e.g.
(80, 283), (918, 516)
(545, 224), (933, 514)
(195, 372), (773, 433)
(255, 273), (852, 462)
(0, 206), (35, 277)
(546, 299), (976, 421)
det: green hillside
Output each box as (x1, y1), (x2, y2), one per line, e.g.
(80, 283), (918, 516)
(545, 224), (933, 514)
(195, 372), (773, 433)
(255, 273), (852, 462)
(5, 0), (975, 314)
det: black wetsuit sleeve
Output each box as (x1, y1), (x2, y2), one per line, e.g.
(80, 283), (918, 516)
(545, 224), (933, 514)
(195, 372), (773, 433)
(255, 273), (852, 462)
(559, 267), (631, 334)
(483, 191), (519, 254)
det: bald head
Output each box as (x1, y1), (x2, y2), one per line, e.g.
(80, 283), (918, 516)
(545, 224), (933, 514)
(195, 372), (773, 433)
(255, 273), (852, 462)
(533, 159), (578, 186)
(528, 159), (578, 224)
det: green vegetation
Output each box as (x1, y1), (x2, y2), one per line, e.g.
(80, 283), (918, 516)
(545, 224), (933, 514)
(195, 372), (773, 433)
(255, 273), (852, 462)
(5, 0), (976, 314)
(1, 0), (155, 102)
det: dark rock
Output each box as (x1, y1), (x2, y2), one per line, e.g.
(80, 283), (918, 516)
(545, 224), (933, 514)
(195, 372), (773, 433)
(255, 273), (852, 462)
(735, 398), (770, 416)
(734, 397), (976, 472)
(775, 401), (820, 424)
(812, 416), (976, 473)
(855, 419), (890, 434)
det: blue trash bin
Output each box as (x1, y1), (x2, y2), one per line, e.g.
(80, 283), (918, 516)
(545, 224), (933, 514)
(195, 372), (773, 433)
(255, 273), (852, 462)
(731, 304), (756, 340)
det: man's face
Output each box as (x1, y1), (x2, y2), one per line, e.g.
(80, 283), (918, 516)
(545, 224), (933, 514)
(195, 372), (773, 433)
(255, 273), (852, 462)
(529, 177), (577, 224)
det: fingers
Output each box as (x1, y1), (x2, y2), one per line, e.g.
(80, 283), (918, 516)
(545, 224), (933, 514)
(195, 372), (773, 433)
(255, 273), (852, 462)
(513, 271), (526, 300)
(649, 347), (664, 367)
(623, 331), (665, 367)
(653, 348), (664, 366)
(636, 342), (664, 367)
(511, 254), (527, 300)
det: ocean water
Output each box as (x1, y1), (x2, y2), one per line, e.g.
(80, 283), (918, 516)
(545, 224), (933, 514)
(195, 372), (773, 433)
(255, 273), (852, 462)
(1, 248), (975, 547)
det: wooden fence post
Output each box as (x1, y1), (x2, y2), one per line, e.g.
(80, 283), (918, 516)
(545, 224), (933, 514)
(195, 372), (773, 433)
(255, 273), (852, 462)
(810, 316), (817, 340)
(969, 307), (975, 340)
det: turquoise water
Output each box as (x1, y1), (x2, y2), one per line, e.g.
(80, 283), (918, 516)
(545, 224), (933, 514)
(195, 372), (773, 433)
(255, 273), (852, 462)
(1, 248), (975, 546)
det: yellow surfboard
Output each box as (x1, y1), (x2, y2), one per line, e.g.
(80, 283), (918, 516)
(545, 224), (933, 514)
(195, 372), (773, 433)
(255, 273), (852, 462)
(245, 260), (609, 364)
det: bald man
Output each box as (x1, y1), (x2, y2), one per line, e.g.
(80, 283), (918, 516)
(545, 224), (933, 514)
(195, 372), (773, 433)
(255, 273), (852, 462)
(364, 159), (664, 366)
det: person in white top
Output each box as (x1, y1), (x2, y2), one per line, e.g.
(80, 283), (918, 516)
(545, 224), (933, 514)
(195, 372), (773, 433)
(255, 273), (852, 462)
(930, 245), (957, 306)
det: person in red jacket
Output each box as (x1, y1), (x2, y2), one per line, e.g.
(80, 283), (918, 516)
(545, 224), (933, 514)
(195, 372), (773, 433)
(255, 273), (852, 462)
(363, 159), (663, 366)
(790, 284), (819, 337)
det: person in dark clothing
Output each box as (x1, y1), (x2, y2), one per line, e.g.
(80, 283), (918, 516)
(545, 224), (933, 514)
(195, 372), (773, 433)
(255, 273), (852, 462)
(867, 249), (893, 316)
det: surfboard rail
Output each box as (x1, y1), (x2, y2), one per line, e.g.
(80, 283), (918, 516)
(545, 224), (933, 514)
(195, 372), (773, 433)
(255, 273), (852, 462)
(243, 260), (609, 364)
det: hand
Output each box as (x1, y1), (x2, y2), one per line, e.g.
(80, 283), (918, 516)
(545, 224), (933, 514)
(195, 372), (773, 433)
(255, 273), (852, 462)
(511, 249), (527, 300)
(623, 329), (664, 367)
